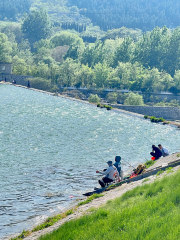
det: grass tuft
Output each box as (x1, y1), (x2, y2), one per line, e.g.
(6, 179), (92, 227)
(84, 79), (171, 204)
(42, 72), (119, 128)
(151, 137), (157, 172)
(145, 160), (155, 168)
(78, 194), (104, 206)
(10, 230), (30, 240)
(156, 170), (164, 176)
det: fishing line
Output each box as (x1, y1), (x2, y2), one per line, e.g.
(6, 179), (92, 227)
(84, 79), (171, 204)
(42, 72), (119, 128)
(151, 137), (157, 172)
(144, 137), (153, 145)
(58, 129), (107, 163)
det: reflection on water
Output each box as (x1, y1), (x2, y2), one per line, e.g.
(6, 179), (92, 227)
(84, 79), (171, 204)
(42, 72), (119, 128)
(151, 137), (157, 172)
(0, 84), (180, 239)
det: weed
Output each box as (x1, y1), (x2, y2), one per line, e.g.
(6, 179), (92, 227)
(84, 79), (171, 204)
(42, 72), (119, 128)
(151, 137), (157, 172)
(32, 214), (62, 231)
(11, 230), (30, 240)
(143, 178), (150, 183)
(144, 115), (149, 119)
(177, 153), (180, 158)
(66, 209), (74, 216)
(145, 160), (155, 168)
(156, 170), (164, 176)
(78, 194), (104, 206)
(166, 167), (173, 174)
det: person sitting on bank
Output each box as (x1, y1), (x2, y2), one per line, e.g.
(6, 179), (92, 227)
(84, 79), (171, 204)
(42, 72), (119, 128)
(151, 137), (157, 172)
(158, 144), (169, 157)
(96, 161), (118, 188)
(150, 145), (162, 160)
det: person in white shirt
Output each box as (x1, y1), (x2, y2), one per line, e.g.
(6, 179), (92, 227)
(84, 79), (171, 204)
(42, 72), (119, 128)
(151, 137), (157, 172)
(96, 161), (118, 188)
(158, 144), (169, 157)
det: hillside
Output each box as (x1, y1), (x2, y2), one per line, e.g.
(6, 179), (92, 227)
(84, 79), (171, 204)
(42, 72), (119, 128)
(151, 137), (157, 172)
(2, 0), (180, 32)
(69, 0), (180, 31)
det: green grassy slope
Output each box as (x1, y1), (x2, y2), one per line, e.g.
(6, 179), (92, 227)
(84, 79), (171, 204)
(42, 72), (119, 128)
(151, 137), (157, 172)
(39, 170), (180, 240)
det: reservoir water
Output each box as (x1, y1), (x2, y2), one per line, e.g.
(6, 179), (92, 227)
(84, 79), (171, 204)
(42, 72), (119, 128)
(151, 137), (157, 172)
(1, 84), (180, 239)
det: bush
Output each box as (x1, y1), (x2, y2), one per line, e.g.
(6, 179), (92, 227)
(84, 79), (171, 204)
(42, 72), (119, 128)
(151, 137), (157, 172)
(88, 94), (100, 103)
(150, 116), (165, 123)
(144, 115), (149, 119)
(150, 116), (158, 122)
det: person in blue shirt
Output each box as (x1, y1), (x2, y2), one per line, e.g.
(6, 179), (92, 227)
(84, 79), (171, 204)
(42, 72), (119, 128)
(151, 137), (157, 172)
(113, 156), (121, 175)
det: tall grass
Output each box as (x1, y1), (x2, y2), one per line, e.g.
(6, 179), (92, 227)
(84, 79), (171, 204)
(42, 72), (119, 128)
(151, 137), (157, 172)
(39, 171), (180, 240)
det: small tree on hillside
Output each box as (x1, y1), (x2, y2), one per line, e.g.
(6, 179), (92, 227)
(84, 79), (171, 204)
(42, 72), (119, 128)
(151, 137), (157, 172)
(22, 9), (51, 47)
(88, 94), (100, 103)
(124, 92), (144, 105)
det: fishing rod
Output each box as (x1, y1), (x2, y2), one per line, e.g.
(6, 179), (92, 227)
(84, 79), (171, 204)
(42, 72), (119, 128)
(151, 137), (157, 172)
(144, 137), (153, 145)
(58, 129), (107, 163)
(121, 158), (135, 170)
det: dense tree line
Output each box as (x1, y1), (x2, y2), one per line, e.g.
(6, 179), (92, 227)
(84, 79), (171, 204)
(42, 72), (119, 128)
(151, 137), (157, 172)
(0, 0), (31, 21)
(2, 9), (180, 95)
(69, 0), (180, 31)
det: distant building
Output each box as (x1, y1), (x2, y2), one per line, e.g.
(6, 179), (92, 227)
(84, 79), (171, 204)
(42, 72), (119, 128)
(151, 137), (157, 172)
(0, 62), (12, 81)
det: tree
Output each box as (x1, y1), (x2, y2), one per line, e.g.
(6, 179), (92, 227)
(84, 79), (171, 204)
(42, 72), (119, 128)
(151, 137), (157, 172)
(112, 37), (134, 68)
(50, 32), (84, 48)
(124, 92), (144, 105)
(0, 33), (12, 62)
(88, 94), (100, 103)
(22, 9), (51, 46)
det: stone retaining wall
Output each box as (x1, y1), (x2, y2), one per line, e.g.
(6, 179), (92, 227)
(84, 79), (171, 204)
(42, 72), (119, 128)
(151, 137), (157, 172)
(111, 105), (180, 120)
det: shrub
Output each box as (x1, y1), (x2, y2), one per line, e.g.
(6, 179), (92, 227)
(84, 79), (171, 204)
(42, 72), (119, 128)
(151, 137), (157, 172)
(157, 117), (165, 122)
(144, 115), (149, 119)
(150, 116), (165, 123)
(88, 94), (100, 103)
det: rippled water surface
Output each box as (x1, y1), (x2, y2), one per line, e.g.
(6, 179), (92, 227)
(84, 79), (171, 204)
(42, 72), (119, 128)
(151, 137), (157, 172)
(1, 84), (180, 239)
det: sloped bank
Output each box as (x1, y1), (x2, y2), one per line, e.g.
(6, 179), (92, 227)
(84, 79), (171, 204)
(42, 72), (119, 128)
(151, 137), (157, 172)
(10, 153), (180, 240)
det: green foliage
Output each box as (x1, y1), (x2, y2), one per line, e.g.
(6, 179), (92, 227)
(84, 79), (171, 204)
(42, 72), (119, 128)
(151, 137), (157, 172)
(156, 170), (164, 176)
(32, 214), (62, 232)
(78, 194), (104, 206)
(155, 100), (180, 107)
(142, 178), (150, 183)
(166, 167), (173, 174)
(0, 33), (12, 62)
(124, 92), (144, 106)
(65, 209), (74, 215)
(102, 27), (142, 42)
(106, 92), (117, 103)
(28, 77), (51, 91)
(103, 105), (113, 110)
(22, 9), (51, 46)
(50, 32), (84, 48)
(112, 37), (134, 68)
(88, 94), (100, 103)
(39, 171), (180, 240)
(69, 0), (180, 32)
(10, 230), (30, 240)
(150, 116), (165, 123)
(145, 160), (155, 168)
(144, 115), (149, 119)
(177, 153), (180, 158)
(0, 0), (31, 21)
